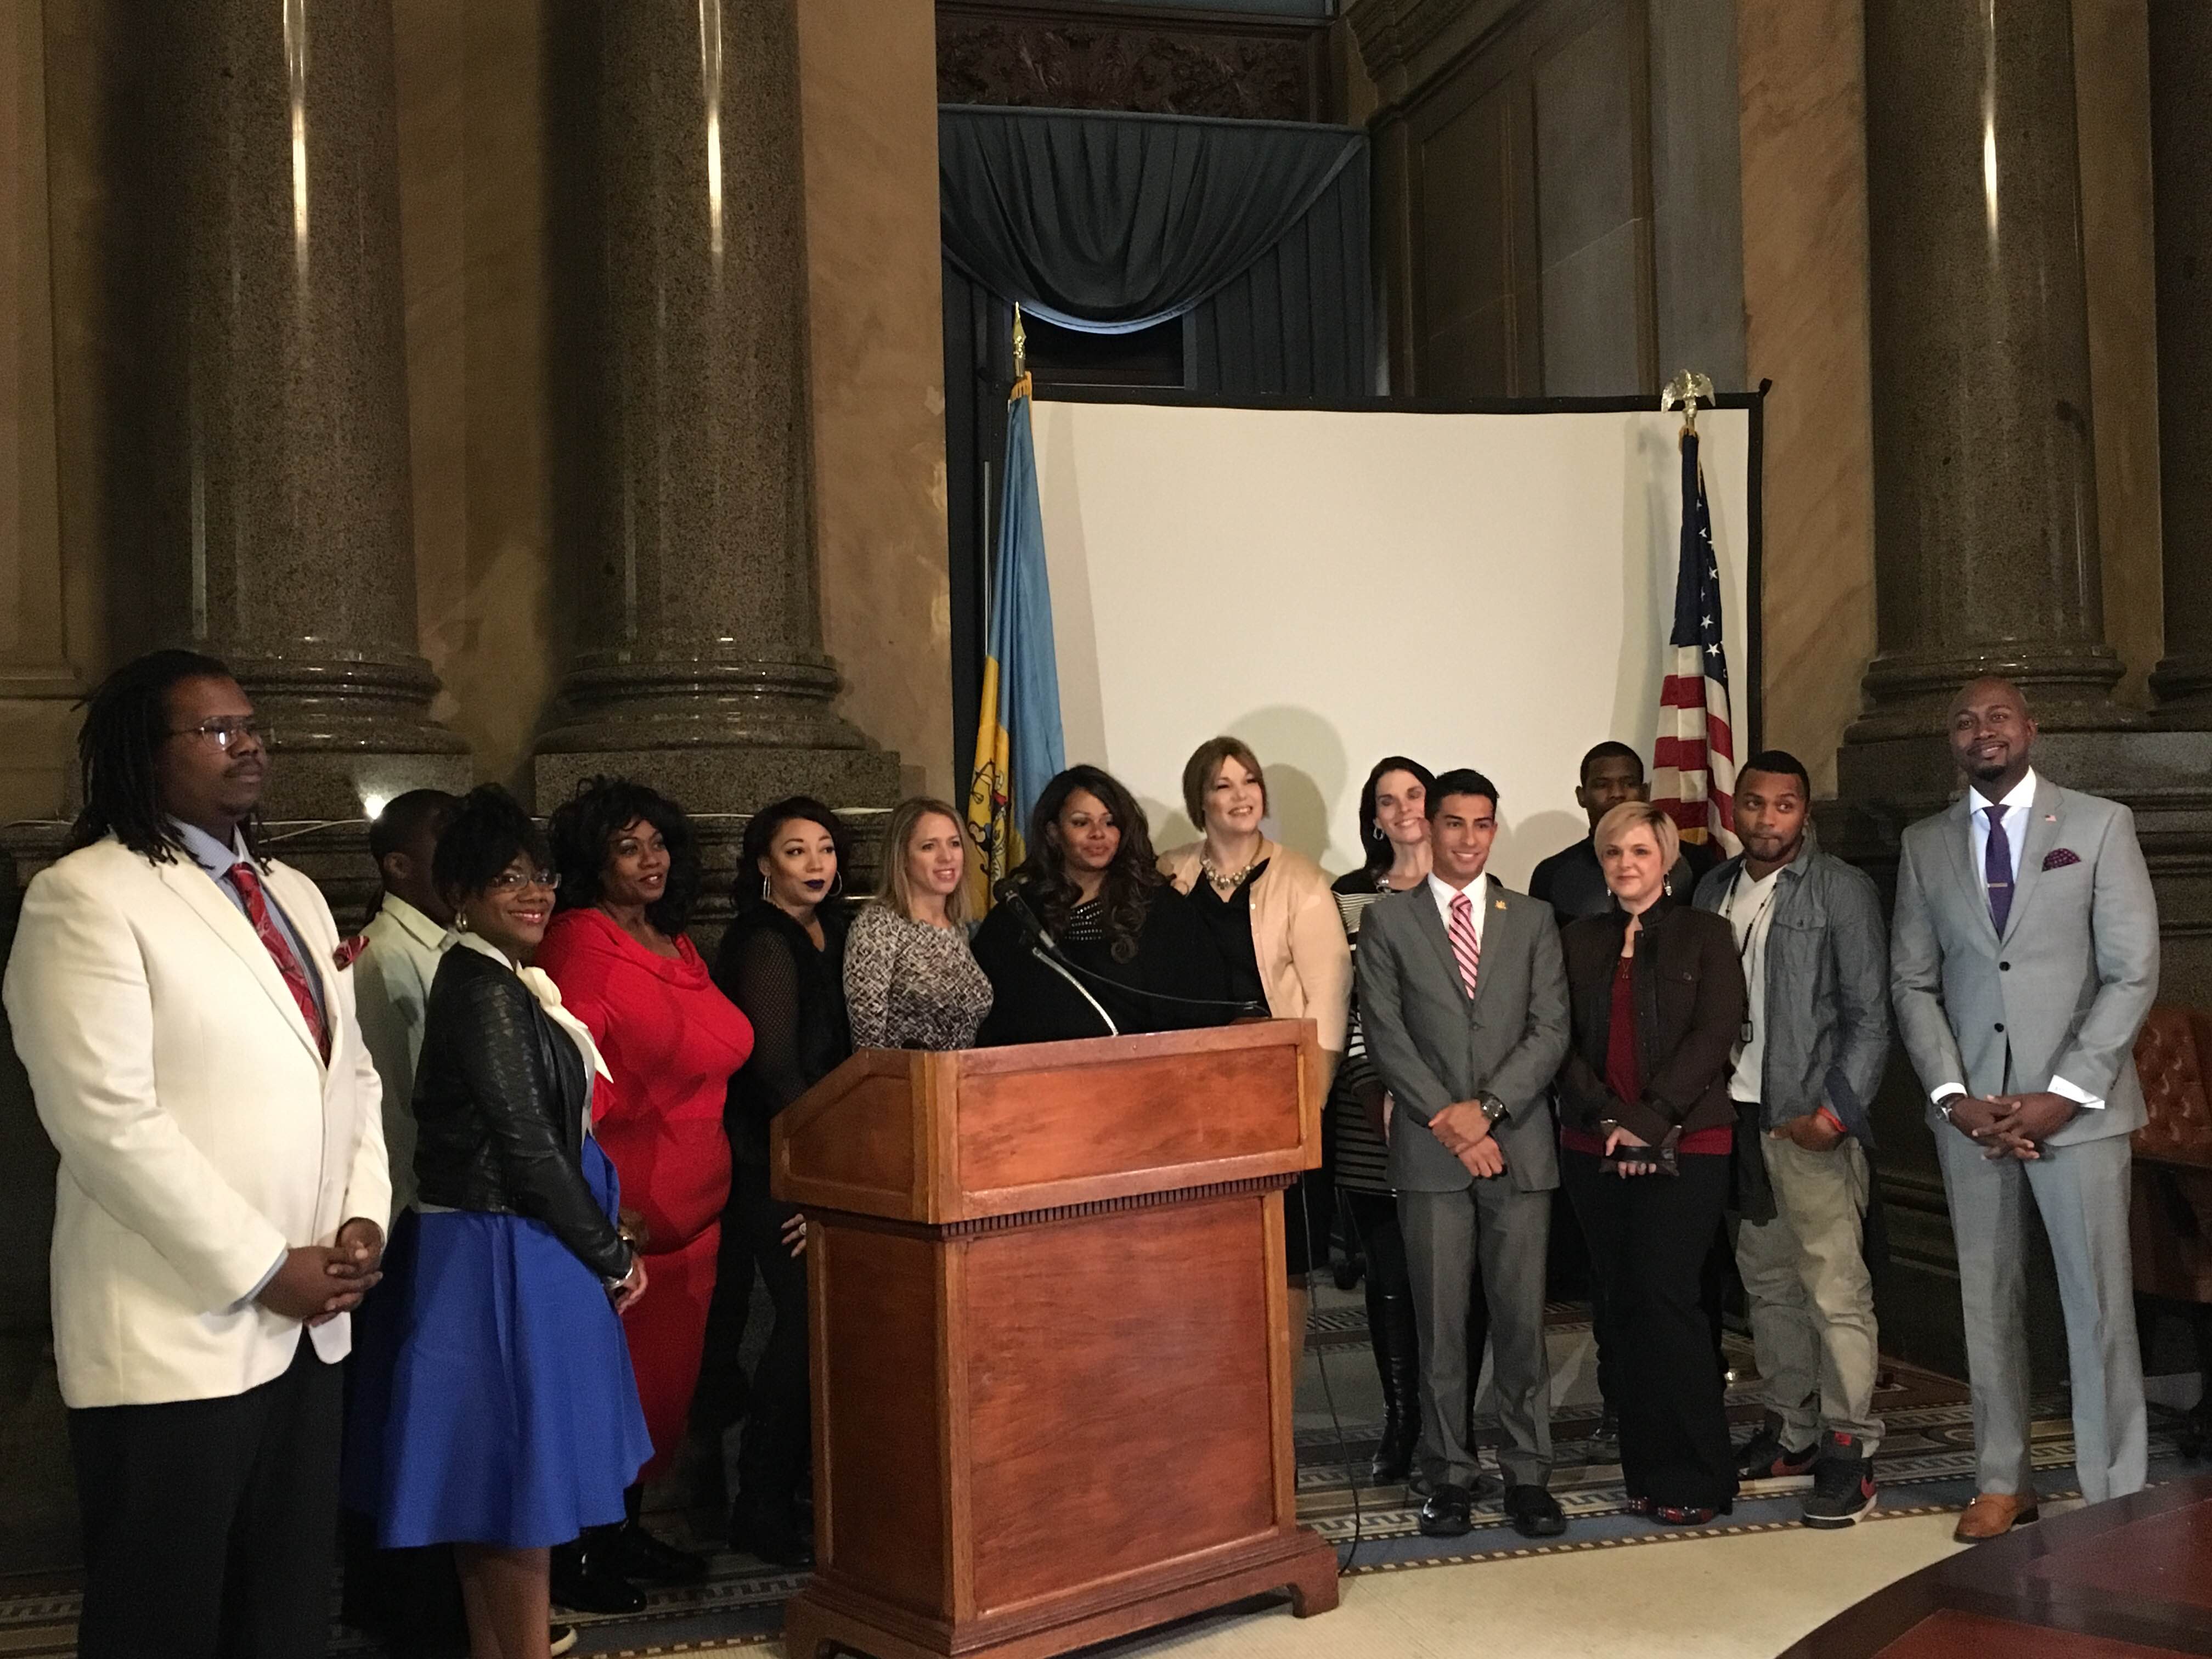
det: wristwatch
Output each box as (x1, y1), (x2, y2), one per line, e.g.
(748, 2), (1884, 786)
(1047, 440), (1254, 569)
(1479, 1094), (1509, 1125)
(1935, 1098), (1957, 1124)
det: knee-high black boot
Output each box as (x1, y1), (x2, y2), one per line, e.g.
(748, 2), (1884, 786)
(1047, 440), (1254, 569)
(1365, 1277), (1423, 1483)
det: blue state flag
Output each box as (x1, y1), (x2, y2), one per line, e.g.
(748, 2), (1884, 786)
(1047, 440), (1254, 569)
(966, 375), (1065, 915)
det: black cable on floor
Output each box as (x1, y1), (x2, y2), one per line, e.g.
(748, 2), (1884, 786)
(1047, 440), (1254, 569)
(1290, 1177), (1366, 1574)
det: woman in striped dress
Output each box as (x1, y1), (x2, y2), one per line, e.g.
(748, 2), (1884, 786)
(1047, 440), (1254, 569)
(1333, 758), (1491, 1486)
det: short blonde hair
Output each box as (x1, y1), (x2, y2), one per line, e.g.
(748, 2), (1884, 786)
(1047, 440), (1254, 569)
(1181, 736), (1267, 827)
(875, 795), (970, 925)
(1593, 800), (1681, 877)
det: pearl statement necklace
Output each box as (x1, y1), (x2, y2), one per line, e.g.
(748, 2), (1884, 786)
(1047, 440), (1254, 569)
(1200, 853), (1262, 895)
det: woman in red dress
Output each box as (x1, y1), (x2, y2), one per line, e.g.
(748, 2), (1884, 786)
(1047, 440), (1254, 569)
(539, 777), (753, 1612)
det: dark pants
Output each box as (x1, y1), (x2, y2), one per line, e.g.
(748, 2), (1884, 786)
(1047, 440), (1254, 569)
(1338, 1189), (1409, 1299)
(70, 1332), (343, 1659)
(1564, 1150), (1737, 1510)
(731, 1160), (810, 1516)
(695, 1160), (763, 1432)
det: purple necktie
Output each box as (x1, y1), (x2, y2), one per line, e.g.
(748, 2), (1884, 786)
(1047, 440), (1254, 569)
(1983, 804), (2013, 935)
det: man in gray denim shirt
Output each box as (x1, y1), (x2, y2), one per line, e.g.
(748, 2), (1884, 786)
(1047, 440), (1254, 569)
(1694, 750), (1891, 1529)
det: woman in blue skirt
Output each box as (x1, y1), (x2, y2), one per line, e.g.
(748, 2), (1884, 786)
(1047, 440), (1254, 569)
(345, 786), (653, 1659)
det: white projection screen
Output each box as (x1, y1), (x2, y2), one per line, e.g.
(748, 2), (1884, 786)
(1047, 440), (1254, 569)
(1031, 397), (1759, 890)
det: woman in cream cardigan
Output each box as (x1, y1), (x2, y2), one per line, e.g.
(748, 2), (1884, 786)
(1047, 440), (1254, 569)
(1161, 736), (1351, 1338)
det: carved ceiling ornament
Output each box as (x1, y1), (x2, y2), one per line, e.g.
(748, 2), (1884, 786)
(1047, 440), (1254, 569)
(936, 3), (1325, 122)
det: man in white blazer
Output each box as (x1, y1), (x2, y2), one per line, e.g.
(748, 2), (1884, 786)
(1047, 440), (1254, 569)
(1891, 677), (2158, 1543)
(4, 650), (391, 1658)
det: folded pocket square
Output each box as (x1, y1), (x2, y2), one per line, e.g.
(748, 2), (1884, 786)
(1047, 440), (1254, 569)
(2041, 848), (2081, 871)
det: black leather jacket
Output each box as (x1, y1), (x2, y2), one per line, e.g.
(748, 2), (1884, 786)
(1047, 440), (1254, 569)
(411, 946), (634, 1284)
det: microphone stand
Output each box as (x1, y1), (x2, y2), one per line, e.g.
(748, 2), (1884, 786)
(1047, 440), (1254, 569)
(996, 882), (1121, 1037)
(994, 881), (1270, 1032)
(1029, 945), (1120, 1037)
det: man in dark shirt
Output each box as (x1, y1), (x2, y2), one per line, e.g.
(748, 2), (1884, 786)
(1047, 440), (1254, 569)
(1528, 741), (1719, 924)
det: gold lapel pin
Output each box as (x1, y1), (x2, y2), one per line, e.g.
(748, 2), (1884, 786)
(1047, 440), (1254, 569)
(1494, 899), (1507, 910)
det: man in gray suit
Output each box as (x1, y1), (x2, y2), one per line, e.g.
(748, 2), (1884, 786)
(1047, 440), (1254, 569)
(1892, 677), (2158, 1541)
(1358, 768), (1572, 1539)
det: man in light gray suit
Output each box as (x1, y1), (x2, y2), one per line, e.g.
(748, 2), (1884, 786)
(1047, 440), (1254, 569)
(1358, 768), (1572, 1539)
(1892, 677), (2158, 1541)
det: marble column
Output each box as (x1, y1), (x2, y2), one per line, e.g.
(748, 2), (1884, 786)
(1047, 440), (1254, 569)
(1843, 0), (2127, 778)
(533, 0), (898, 814)
(0, 1), (81, 822)
(125, 0), (468, 820)
(2147, 1), (2212, 726)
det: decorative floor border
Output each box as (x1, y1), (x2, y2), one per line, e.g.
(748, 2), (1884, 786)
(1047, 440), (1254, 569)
(1333, 1494), (2021, 1578)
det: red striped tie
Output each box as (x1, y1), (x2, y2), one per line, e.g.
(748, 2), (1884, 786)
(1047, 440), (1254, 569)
(229, 863), (330, 1062)
(1448, 891), (1482, 998)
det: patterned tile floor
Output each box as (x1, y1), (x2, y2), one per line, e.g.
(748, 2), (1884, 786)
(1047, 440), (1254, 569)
(0, 1294), (2199, 1658)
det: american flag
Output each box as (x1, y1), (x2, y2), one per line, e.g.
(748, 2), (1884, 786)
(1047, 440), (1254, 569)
(1651, 428), (1741, 855)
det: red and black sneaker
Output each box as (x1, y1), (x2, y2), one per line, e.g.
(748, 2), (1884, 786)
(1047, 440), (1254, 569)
(1802, 1435), (1878, 1528)
(1734, 1413), (1819, 1483)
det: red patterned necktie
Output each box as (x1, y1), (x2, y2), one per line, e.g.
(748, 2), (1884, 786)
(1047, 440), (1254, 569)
(1447, 891), (1482, 998)
(229, 862), (330, 1062)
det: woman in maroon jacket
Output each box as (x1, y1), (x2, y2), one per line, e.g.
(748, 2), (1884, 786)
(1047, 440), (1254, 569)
(1556, 800), (1746, 1525)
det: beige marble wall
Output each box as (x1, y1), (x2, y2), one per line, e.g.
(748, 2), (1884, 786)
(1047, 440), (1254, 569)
(2073, 0), (2162, 710)
(796, 0), (955, 801)
(0, 3), (80, 821)
(1737, 0), (1877, 794)
(388, 0), (552, 797)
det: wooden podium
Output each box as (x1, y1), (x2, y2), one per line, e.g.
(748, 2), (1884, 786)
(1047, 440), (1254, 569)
(771, 1020), (1341, 1659)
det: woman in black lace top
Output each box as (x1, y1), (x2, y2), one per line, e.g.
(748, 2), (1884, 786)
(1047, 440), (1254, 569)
(705, 797), (854, 1567)
(972, 766), (1231, 1045)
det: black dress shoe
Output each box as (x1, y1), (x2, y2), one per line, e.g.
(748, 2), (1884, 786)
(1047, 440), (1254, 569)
(550, 1538), (647, 1615)
(1417, 1482), (1474, 1538)
(1504, 1483), (1566, 1538)
(730, 1500), (816, 1569)
(1410, 1468), (1496, 1502)
(609, 1518), (708, 1585)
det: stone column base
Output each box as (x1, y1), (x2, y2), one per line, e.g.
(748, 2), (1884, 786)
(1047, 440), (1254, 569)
(533, 748), (902, 822)
(2151, 654), (2212, 729)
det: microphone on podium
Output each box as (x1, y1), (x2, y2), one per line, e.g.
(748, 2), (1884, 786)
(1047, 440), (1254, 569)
(994, 877), (1120, 1036)
(992, 878), (1268, 1023)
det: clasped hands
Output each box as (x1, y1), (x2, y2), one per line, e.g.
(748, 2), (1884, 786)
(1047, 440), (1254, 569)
(1947, 1091), (2078, 1160)
(1429, 1100), (1505, 1179)
(256, 1216), (385, 1327)
(1600, 1123), (1657, 1177)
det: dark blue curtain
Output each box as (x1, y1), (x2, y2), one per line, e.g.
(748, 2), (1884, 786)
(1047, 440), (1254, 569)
(941, 104), (1374, 786)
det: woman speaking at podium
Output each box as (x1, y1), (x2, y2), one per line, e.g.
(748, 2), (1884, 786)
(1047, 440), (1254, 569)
(973, 765), (1230, 1044)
